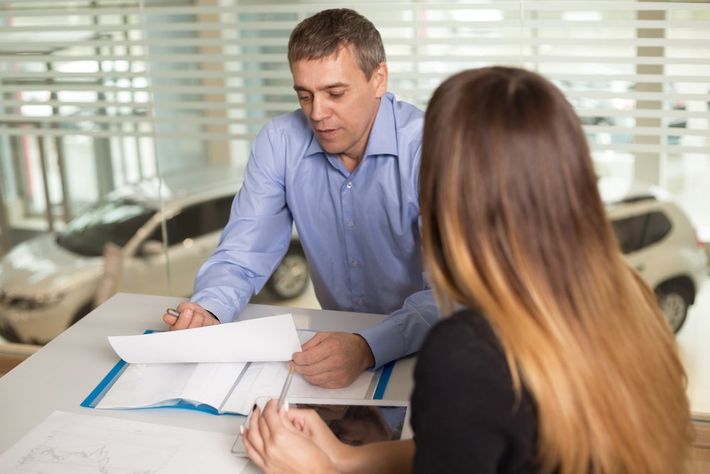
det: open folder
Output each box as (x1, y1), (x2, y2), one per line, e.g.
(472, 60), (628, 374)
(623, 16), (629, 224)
(82, 314), (393, 415)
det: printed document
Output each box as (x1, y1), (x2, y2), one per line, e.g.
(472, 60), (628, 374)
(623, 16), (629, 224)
(88, 315), (378, 415)
(0, 411), (246, 473)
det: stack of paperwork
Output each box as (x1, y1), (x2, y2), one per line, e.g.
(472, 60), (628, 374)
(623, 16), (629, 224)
(82, 314), (380, 415)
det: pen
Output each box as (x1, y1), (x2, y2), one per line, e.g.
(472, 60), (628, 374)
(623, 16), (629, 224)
(277, 366), (295, 411)
(166, 308), (180, 318)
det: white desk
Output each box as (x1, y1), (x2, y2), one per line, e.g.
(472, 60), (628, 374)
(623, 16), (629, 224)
(0, 292), (415, 469)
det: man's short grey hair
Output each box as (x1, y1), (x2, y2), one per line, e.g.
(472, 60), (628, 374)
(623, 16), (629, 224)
(288, 8), (386, 79)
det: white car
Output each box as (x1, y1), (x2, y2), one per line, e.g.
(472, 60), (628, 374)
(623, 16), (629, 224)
(607, 190), (708, 333)
(0, 166), (309, 344)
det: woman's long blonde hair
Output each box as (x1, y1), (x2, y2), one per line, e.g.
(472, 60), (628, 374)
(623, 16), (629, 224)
(420, 66), (692, 473)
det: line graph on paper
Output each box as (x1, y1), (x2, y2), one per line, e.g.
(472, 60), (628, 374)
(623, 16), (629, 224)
(15, 425), (174, 473)
(0, 411), (246, 473)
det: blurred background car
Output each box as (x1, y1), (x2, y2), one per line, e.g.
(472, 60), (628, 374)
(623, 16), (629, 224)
(0, 165), (309, 344)
(606, 188), (708, 333)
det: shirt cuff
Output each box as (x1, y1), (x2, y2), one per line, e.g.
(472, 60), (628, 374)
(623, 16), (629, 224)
(356, 321), (405, 370)
(191, 295), (233, 324)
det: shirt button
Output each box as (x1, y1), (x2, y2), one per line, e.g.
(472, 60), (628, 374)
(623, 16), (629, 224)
(346, 182), (353, 189)
(346, 220), (354, 228)
(356, 297), (365, 306)
(350, 259), (359, 267)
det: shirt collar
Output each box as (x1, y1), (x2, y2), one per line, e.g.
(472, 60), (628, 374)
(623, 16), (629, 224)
(304, 92), (398, 159)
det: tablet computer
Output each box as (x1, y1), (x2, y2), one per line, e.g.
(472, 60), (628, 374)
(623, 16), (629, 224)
(232, 397), (411, 457)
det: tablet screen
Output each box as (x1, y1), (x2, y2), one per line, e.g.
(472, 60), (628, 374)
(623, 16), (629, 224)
(232, 399), (410, 456)
(292, 403), (407, 446)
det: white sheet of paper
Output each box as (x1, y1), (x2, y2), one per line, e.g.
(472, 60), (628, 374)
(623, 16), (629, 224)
(221, 361), (375, 415)
(108, 313), (301, 363)
(0, 411), (246, 473)
(96, 362), (247, 411)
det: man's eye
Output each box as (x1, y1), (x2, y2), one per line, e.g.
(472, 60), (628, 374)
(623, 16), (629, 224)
(298, 95), (312, 102)
(329, 91), (344, 98)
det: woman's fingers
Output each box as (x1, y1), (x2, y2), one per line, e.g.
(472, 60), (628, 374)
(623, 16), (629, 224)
(246, 406), (266, 453)
(283, 408), (313, 434)
(262, 399), (294, 432)
(257, 403), (274, 444)
(242, 427), (266, 470)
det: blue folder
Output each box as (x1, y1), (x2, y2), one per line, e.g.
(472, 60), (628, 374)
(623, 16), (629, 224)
(82, 329), (395, 416)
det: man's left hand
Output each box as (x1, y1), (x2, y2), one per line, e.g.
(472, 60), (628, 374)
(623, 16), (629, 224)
(291, 332), (375, 388)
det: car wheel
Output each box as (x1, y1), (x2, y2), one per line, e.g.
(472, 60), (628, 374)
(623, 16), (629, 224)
(0, 321), (23, 343)
(266, 244), (309, 300)
(656, 287), (690, 333)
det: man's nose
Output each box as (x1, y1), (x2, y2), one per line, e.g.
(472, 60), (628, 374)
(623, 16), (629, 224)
(309, 95), (328, 122)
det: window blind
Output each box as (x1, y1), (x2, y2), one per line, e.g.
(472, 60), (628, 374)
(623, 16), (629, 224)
(0, 1), (708, 157)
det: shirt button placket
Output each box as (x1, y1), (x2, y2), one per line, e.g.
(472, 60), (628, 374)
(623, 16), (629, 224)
(342, 180), (363, 311)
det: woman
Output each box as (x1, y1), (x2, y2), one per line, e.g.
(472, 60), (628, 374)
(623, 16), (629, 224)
(242, 67), (691, 473)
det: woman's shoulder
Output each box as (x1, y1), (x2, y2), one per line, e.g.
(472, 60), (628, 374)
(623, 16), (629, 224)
(422, 308), (502, 360)
(412, 308), (538, 472)
(416, 307), (514, 398)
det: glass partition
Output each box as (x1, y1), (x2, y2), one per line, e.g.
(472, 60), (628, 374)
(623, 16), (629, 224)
(0, 2), (707, 401)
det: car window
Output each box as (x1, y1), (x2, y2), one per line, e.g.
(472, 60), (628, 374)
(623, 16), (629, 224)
(641, 211), (672, 248)
(611, 210), (672, 254)
(56, 199), (156, 257)
(200, 196), (234, 235)
(149, 196), (233, 246)
(611, 214), (648, 254)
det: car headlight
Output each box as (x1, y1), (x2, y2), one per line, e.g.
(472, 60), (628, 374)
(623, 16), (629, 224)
(3, 292), (66, 311)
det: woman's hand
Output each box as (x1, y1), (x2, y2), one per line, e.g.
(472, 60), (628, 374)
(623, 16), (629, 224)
(282, 403), (356, 468)
(243, 400), (349, 473)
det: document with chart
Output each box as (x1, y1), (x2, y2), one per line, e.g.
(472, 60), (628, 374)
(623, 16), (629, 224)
(0, 411), (245, 473)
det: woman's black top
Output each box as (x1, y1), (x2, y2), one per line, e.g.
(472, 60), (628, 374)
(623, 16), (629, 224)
(411, 308), (539, 473)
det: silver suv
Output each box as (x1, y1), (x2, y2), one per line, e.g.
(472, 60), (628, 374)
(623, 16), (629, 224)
(0, 165), (309, 344)
(607, 190), (707, 333)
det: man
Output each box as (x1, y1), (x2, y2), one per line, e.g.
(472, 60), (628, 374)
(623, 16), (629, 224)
(163, 8), (439, 388)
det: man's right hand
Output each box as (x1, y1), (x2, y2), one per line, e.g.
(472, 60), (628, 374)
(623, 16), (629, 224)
(162, 302), (219, 330)
(291, 332), (375, 388)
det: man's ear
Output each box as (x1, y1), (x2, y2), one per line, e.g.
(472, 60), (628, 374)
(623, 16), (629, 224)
(372, 62), (388, 98)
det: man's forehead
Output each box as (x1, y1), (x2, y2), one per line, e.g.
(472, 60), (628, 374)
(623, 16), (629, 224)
(291, 47), (366, 91)
(291, 42), (351, 68)
(291, 45), (362, 73)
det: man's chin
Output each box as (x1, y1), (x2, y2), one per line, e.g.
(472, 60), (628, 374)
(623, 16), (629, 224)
(316, 140), (344, 156)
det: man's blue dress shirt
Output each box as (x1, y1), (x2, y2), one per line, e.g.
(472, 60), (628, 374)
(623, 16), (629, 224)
(192, 92), (440, 367)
